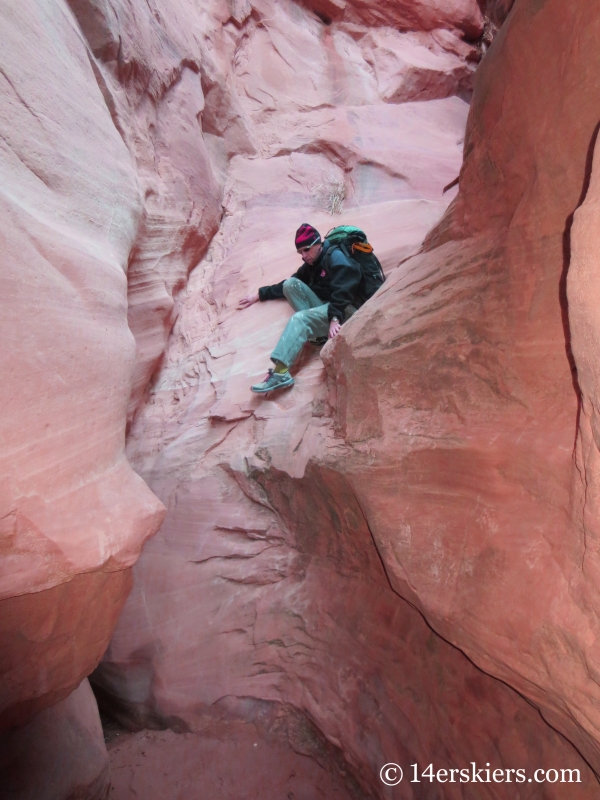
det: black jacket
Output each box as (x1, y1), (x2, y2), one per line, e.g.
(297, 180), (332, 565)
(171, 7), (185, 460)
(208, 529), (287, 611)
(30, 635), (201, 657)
(258, 241), (361, 322)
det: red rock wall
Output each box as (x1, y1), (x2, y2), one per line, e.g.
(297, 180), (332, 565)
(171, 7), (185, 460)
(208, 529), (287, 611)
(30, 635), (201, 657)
(302, 0), (483, 36)
(5, 0), (600, 797)
(95, 0), (598, 797)
(0, 0), (165, 730)
(327, 0), (600, 773)
(64, 0), (224, 422)
(0, 680), (110, 800)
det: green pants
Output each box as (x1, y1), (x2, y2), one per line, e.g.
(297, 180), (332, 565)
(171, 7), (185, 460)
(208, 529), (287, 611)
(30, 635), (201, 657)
(270, 278), (330, 368)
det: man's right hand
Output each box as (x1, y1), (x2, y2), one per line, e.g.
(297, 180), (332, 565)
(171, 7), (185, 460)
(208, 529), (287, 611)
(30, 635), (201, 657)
(238, 292), (259, 309)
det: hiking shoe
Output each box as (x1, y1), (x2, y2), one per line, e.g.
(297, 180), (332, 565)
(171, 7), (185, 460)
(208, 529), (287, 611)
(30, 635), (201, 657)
(251, 369), (295, 393)
(309, 336), (328, 346)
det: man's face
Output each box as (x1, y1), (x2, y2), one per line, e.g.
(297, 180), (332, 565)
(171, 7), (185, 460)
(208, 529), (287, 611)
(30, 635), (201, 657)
(297, 241), (322, 265)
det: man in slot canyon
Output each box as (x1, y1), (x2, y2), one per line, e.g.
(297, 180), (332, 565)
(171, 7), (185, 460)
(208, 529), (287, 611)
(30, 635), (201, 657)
(238, 223), (361, 393)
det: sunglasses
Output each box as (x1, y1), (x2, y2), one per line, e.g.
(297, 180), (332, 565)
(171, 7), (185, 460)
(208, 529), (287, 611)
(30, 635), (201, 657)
(297, 241), (319, 254)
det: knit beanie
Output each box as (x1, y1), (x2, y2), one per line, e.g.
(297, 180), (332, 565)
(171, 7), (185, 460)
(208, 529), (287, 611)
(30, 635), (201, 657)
(295, 223), (321, 250)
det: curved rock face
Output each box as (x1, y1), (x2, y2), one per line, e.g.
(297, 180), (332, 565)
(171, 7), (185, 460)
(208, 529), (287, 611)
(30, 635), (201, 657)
(6, 0), (600, 796)
(0, 0), (165, 728)
(63, 0), (225, 421)
(92, 0), (598, 797)
(0, 680), (110, 800)
(1, 0), (479, 761)
(326, 0), (600, 773)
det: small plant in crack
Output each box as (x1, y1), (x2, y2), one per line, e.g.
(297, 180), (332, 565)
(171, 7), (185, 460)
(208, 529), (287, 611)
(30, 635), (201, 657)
(312, 171), (348, 215)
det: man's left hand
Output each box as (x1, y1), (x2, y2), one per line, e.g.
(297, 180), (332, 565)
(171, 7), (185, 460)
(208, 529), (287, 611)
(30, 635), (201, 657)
(329, 318), (341, 339)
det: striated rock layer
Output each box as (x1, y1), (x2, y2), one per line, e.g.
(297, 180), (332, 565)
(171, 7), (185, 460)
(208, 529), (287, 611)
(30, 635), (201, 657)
(95, 0), (598, 797)
(323, 0), (600, 772)
(0, 0), (481, 784)
(0, 0), (165, 729)
(6, 0), (600, 796)
(0, 0), (468, 735)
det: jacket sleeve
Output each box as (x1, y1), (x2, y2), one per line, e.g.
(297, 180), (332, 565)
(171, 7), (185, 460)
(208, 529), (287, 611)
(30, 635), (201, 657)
(258, 262), (311, 301)
(258, 281), (285, 301)
(327, 249), (362, 322)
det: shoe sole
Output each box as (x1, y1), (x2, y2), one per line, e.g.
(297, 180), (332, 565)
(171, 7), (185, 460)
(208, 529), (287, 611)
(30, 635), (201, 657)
(251, 378), (295, 394)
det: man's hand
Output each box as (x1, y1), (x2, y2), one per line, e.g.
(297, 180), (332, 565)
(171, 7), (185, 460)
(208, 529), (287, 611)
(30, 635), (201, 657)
(329, 317), (341, 339)
(238, 292), (259, 309)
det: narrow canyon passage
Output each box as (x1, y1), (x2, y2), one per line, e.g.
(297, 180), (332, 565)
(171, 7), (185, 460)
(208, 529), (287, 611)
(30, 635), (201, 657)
(3, 0), (600, 798)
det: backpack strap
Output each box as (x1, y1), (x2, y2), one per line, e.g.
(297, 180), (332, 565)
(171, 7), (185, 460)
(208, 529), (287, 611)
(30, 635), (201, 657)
(323, 241), (347, 272)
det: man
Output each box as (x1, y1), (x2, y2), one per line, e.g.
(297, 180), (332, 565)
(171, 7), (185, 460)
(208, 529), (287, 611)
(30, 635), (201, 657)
(239, 223), (361, 393)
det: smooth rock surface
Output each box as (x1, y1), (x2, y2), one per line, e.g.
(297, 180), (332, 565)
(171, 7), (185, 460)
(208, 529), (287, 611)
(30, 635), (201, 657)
(0, 570), (131, 731)
(325, 0), (600, 773)
(1, 0), (476, 738)
(8, 0), (600, 797)
(96, 0), (597, 796)
(0, 0), (164, 727)
(0, 680), (109, 800)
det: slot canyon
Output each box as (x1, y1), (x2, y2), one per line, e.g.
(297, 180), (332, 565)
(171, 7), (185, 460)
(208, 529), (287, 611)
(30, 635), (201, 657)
(3, 0), (600, 797)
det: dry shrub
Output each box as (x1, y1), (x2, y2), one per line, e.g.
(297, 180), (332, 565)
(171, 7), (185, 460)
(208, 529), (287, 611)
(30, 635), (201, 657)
(312, 172), (348, 215)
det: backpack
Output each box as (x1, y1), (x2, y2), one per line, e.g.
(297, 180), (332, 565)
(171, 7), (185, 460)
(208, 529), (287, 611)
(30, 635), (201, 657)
(324, 226), (386, 308)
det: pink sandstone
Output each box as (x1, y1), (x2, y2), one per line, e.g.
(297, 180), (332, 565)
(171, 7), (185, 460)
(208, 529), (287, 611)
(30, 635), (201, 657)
(0, 680), (109, 800)
(95, 0), (598, 796)
(0, 0), (164, 728)
(304, 0), (484, 36)
(325, 0), (600, 773)
(4, 0), (600, 797)
(0, 0), (479, 772)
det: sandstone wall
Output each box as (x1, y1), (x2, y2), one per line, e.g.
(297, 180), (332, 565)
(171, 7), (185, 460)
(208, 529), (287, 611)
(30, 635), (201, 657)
(327, 0), (600, 773)
(0, 680), (110, 800)
(96, 0), (598, 796)
(4, 0), (600, 797)
(0, 0), (484, 792)
(0, 0), (165, 730)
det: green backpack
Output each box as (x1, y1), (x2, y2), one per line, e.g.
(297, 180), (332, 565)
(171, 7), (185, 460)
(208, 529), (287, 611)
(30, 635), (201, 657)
(324, 226), (386, 307)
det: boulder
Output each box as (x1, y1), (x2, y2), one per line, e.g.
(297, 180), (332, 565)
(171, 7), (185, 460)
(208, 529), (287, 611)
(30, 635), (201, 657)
(0, 680), (109, 800)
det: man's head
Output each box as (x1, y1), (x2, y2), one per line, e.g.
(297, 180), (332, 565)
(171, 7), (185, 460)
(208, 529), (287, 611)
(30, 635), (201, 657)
(295, 223), (322, 264)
